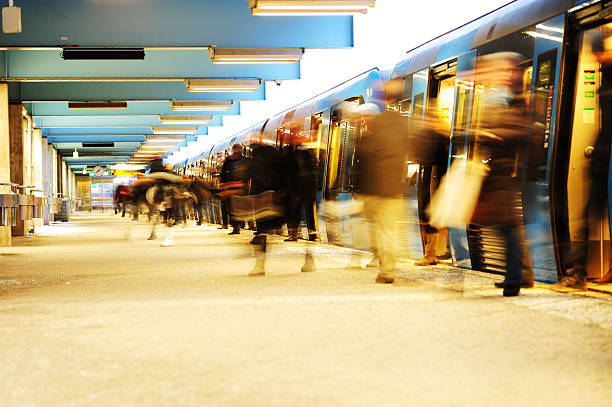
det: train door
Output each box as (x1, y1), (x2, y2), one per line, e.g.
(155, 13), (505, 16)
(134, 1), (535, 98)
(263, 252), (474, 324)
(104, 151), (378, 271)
(322, 101), (363, 246)
(447, 51), (477, 268)
(560, 21), (611, 282)
(403, 68), (429, 259)
(422, 60), (456, 261)
(312, 110), (331, 244)
(397, 75), (422, 258)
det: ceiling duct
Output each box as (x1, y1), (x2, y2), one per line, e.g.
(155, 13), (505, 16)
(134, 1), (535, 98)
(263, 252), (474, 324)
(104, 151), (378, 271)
(68, 102), (128, 109)
(82, 142), (115, 148)
(61, 47), (145, 60)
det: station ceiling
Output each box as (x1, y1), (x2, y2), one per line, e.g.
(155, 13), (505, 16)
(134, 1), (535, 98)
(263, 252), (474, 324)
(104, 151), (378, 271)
(0, 0), (363, 170)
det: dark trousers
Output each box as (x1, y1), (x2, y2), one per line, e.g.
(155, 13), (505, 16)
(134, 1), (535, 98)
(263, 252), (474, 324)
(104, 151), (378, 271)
(287, 195), (316, 237)
(222, 197), (244, 230)
(499, 224), (524, 289)
(565, 174), (609, 277)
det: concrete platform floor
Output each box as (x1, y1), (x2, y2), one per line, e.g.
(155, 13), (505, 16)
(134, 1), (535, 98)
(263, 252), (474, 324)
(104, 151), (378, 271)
(1, 212), (611, 407)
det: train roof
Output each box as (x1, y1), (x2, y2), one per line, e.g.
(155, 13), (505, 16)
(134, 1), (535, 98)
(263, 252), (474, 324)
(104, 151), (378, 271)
(392, 0), (585, 79)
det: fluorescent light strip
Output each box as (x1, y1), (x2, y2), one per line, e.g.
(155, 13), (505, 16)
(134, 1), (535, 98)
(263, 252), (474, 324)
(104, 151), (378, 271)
(152, 127), (198, 135)
(159, 115), (212, 125)
(209, 48), (302, 64)
(249, 0), (375, 15)
(525, 31), (562, 43)
(185, 79), (260, 92)
(170, 101), (233, 111)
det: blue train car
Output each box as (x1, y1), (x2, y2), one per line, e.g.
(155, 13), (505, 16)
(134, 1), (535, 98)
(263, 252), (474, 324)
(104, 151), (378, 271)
(389, 0), (611, 283)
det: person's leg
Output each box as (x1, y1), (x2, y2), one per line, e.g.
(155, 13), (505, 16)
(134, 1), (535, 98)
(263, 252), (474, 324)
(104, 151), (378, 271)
(363, 196), (380, 267)
(220, 199), (229, 228)
(499, 224), (523, 296)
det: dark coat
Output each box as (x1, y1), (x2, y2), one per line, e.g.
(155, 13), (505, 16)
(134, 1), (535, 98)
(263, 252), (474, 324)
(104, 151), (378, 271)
(354, 110), (409, 198)
(286, 146), (316, 200)
(248, 144), (286, 195)
(471, 95), (529, 226)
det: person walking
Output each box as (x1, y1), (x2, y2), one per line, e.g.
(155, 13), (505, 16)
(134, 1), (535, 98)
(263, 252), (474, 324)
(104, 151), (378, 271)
(219, 143), (249, 235)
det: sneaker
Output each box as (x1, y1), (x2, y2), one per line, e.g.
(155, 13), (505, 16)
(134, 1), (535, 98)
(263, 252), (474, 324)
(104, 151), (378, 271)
(375, 274), (394, 284)
(284, 236), (298, 242)
(229, 229), (240, 235)
(558, 274), (586, 289)
(414, 257), (438, 266)
(160, 239), (174, 247)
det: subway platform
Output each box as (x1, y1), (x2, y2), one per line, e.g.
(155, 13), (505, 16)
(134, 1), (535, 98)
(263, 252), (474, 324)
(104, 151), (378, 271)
(1, 212), (611, 407)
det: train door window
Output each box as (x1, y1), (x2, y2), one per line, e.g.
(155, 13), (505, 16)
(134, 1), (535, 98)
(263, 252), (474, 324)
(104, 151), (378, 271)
(527, 49), (557, 182)
(412, 93), (424, 120)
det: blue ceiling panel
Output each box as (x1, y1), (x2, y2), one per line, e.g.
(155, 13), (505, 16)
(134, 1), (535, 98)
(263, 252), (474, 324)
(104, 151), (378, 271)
(0, 0), (353, 48)
(16, 81), (265, 102)
(46, 127), (152, 135)
(4, 50), (301, 80)
(28, 101), (241, 117)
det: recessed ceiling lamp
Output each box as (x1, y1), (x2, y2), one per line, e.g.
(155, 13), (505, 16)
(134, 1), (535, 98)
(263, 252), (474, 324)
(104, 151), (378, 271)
(208, 48), (303, 64)
(68, 102), (128, 109)
(246, 0), (376, 16)
(151, 127), (198, 135)
(146, 136), (186, 142)
(170, 101), (234, 111)
(159, 115), (212, 125)
(185, 79), (260, 92)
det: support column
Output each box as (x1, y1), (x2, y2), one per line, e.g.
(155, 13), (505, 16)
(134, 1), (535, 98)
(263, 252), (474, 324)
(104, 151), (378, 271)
(0, 83), (10, 246)
(8, 103), (24, 237)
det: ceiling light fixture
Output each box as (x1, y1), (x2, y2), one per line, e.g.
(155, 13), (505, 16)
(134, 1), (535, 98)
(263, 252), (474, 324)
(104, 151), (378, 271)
(152, 127), (197, 135)
(185, 79), (261, 92)
(68, 102), (128, 109)
(159, 115), (212, 125)
(246, 0), (376, 16)
(61, 47), (145, 60)
(208, 48), (303, 64)
(170, 101), (234, 111)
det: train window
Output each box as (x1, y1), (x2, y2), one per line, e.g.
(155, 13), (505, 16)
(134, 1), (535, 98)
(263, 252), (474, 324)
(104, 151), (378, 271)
(412, 93), (424, 120)
(528, 48), (557, 182)
(399, 99), (412, 118)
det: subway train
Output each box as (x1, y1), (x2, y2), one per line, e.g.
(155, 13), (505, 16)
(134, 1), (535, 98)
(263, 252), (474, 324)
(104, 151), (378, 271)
(178, 0), (612, 285)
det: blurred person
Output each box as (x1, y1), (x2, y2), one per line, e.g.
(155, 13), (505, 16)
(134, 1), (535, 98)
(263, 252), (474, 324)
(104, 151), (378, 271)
(470, 52), (530, 296)
(284, 130), (318, 242)
(413, 110), (451, 266)
(147, 159), (184, 246)
(561, 28), (612, 287)
(219, 143), (249, 235)
(353, 78), (409, 284)
(244, 142), (288, 276)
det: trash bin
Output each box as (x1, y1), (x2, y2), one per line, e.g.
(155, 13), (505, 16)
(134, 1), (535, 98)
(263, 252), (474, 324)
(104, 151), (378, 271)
(55, 199), (71, 222)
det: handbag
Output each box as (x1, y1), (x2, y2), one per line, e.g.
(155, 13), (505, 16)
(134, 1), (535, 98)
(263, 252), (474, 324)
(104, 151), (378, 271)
(230, 190), (285, 221)
(427, 159), (488, 229)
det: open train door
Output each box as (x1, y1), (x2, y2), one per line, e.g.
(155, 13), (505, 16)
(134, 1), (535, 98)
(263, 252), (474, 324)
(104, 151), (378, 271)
(555, 3), (612, 284)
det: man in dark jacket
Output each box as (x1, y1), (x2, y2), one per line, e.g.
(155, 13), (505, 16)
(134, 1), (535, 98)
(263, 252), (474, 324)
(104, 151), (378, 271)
(220, 143), (249, 234)
(285, 134), (318, 242)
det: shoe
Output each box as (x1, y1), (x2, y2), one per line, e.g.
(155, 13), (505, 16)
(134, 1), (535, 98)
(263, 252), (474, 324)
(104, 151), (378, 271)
(301, 252), (316, 273)
(366, 257), (380, 268)
(308, 233), (318, 242)
(494, 281), (534, 289)
(375, 274), (394, 284)
(249, 270), (265, 277)
(437, 251), (452, 260)
(593, 271), (612, 284)
(558, 274), (587, 289)
(147, 233), (156, 240)
(160, 239), (174, 247)
(229, 229), (240, 235)
(284, 236), (298, 242)
(414, 257), (438, 266)
(503, 286), (520, 297)
(250, 235), (265, 245)
(218, 225), (228, 229)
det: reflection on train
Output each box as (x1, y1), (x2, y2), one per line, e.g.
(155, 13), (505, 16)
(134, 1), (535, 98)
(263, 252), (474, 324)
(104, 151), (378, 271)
(179, 0), (611, 287)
